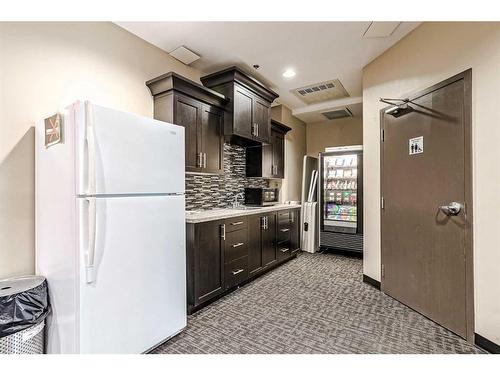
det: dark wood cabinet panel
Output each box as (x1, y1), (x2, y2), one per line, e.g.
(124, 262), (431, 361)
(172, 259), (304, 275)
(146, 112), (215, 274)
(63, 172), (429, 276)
(272, 129), (285, 178)
(147, 72), (227, 175)
(277, 241), (292, 261)
(225, 216), (248, 233)
(225, 256), (249, 290)
(201, 67), (279, 146)
(277, 208), (301, 260)
(253, 97), (271, 143)
(245, 119), (290, 179)
(175, 95), (202, 172)
(193, 220), (225, 306)
(233, 86), (254, 139)
(201, 105), (224, 174)
(262, 213), (277, 266)
(248, 215), (264, 276)
(224, 228), (249, 264)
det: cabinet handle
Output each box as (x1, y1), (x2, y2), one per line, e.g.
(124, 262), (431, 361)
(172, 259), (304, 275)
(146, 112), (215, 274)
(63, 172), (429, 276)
(232, 242), (244, 248)
(202, 152), (207, 168)
(231, 221), (244, 226)
(221, 224), (226, 240)
(261, 216), (266, 230)
(290, 212), (294, 223)
(256, 123), (259, 137)
(280, 228), (290, 232)
(197, 153), (202, 168)
(251, 123), (256, 136)
(231, 269), (244, 276)
(280, 248), (290, 253)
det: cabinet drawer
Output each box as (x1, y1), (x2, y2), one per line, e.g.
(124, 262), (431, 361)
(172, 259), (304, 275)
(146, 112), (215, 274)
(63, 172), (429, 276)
(277, 210), (291, 225)
(277, 241), (292, 261)
(224, 229), (248, 263)
(225, 256), (249, 290)
(225, 216), (248, 233)
(278, 226), (291, 242)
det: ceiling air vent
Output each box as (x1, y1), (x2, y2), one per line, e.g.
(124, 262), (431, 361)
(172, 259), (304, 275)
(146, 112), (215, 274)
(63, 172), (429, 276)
(291, 79), (349, 104)
(168, 46), (200, 65)
(322, 108), (353, 120)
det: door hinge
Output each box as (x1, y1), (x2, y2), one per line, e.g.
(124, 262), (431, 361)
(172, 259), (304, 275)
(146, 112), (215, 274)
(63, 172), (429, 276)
(381, 128), (385, 142)
(381, 196), (385, 209)
(381, 264), (385, 278)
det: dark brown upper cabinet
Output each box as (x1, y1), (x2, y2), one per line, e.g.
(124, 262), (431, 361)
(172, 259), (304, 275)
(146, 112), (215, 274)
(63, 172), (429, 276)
(146, 72), (228, 174)
(245, 119), (291, 179)
(200, 66), (278, 146)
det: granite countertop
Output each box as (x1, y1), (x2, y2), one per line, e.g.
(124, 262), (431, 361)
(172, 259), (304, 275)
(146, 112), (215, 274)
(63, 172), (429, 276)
(185, 203), (302, 223)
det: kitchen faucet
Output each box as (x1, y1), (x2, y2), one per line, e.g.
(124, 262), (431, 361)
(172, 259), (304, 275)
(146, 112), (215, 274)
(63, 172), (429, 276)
(232, 192), (244, 208)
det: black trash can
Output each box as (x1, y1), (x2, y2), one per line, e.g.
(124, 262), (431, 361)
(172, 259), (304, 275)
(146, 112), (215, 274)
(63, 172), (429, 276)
(0, 276), (49, 354)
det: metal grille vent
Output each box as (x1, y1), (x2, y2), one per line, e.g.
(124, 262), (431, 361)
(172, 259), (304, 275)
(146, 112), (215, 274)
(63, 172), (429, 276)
(322, 108), (353, 120)
(292, 79), (349, 104)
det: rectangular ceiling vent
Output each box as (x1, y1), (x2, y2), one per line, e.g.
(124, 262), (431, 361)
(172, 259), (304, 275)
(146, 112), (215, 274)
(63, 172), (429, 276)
(322, 108), (353, 120)
(291, 79), (349, 104)
(169, 46), (200, 65)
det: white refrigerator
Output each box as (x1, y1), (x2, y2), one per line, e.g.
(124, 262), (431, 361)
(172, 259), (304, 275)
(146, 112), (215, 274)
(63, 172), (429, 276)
(35, 101), (186, 354)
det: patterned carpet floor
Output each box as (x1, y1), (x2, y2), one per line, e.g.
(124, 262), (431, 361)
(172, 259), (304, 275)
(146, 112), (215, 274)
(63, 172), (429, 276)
(153, 252), (484, 354)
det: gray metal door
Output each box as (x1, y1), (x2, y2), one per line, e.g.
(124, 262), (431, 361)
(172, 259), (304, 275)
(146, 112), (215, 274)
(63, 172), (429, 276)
(381, 70), (473, 340)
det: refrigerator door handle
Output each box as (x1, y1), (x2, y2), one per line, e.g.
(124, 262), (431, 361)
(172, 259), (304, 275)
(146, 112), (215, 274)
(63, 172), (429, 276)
(85, 197), (97, 284)
(85, 101), (97, 196)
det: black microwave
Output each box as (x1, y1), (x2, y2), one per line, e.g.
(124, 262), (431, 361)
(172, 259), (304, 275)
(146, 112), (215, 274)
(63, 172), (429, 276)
(244, 188), (279, 206)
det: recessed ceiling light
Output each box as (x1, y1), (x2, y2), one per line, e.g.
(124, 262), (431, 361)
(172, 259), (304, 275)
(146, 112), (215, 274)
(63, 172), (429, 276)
(282, 69), (296, 78)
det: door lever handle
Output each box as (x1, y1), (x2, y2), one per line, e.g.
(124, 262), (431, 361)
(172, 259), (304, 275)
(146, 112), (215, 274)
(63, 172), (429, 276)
(439, 201), (462, 216)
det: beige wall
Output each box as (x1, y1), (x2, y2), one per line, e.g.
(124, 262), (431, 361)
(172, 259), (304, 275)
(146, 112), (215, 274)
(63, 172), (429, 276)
(0, 22), (201, 278)
(306, 117), (363, 157)
(271, 105), (306, 202)
(363, 22), (500, 344)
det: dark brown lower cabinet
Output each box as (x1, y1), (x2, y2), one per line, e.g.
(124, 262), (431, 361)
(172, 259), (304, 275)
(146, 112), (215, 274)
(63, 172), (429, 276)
(261, 213), (277, 267)
(187, 208), (300, 314)
(248, 215), (264, 276)
(186, 219), (225, 313)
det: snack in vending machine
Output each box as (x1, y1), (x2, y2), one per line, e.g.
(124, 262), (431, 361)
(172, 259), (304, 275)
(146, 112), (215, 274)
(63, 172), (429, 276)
(350, 192), (357, 205)
(335, 191), (342, 204)
(342, 191), (350, 204)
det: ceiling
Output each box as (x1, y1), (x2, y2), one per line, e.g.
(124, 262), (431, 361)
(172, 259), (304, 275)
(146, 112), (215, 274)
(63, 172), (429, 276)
(117, 22), (420, 122)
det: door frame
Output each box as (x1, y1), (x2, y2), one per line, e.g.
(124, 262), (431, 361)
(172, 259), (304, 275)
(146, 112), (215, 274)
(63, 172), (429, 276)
(379, 69), (474, 342)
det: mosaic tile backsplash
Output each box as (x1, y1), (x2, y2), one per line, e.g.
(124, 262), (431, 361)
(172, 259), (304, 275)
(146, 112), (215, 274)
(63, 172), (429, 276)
(185, 143), (269, 211)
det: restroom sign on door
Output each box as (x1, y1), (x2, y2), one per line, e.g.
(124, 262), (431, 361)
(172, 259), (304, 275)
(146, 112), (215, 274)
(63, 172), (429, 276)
(409, 136), (423, 155)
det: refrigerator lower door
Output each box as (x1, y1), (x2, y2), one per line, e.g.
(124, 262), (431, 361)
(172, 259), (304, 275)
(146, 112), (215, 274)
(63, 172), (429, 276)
(77, 195), (186, 354)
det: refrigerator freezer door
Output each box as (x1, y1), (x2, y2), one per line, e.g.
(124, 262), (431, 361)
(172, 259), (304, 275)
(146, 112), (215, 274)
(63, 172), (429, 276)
(78, 195), (186, 353)
(75, 101), (185, 195)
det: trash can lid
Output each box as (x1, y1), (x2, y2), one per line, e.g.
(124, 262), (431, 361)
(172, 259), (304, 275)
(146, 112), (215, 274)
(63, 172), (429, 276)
(0, 276), (46, 297)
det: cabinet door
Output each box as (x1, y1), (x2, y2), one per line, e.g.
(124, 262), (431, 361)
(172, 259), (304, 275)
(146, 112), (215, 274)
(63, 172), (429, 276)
(194, 221), (224, 305)
(262, 143), (273, 178)
(201, 104), (224, 174)
(248, 215), (263, 276)
(233, 85), (253, 139)
(273, 130), (285, 178)
(290, 209), (300, 253)
(253, 96), (271, 143)
(174, 94), (202, 173)
(261, 213), (277, 266)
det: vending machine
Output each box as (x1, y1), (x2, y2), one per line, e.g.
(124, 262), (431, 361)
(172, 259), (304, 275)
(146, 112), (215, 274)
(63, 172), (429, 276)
(318, 145), (363, 254)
